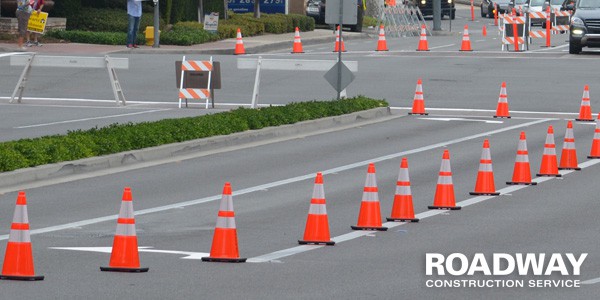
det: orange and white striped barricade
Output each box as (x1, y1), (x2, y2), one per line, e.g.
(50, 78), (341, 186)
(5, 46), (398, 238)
(178, 56), (213, 109)
(551, 9), (571, 34)
(501, 15), (527, 51)
(527, 11), (548, 44)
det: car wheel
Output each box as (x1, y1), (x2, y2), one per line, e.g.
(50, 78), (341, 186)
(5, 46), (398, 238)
(450, 10), (455, 20)
(481, 5), (486, 17)
(569, 40), (582, 54)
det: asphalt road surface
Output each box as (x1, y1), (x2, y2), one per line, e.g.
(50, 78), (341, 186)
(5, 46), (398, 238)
(0, 5), (599, 300)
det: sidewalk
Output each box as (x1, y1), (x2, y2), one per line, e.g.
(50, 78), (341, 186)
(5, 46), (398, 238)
(0, 28), (374, 55)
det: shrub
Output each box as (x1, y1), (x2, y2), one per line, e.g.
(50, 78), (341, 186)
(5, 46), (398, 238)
(0, 97), (388, 173)
(66, 8), (161, 32)
(363, 16), (378, 27)
(160, 26), (219, 46)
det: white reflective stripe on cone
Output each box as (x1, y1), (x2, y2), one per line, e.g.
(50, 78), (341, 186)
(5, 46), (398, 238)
(118, 202), (135, 219)
(479, 163), (493, 172)
(219, 195), (234, 212)
(437, 175), (453, 184)
(543, 146), (556, 155)
(312, 185), (324, 199)
(440, 159), (451, 172)
(12, 205), (29, 224)
(116, 223), (137, 236)
(563, 142), (576, 149)
(216, 216), (236, 229)
(308, 204), (327, 215)
(362, 191), (379, 202)
(8, 229), (31, 243)
(516, 154), (530, 163)
(396, 185), (411, 195)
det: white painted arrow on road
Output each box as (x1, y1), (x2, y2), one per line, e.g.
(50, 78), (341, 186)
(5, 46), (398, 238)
(419, 117), (504, 124)
(50, 247), (209, 260)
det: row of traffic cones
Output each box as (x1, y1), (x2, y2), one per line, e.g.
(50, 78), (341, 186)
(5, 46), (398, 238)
(5, 119), (600, 274)
(408, 81), (595, 120)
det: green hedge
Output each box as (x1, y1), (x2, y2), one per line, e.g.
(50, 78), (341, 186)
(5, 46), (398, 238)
(66, 8), (162, 31)
(0, 97), (388, 173)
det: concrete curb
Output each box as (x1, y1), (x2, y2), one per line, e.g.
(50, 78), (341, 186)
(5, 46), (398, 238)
(0, 107), (391, 189)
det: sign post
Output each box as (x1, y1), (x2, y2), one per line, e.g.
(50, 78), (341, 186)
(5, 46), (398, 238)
(325, 0), (358, 100)
(153, 0), (160, 48)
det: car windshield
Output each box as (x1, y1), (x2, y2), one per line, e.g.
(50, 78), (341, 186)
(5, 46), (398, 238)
(551, 0), (562, 4)
(496, 0), (511, 4)
(579, 0), (600, 7)
(514, 0), (527, 4)
(530, 0), (544, 5)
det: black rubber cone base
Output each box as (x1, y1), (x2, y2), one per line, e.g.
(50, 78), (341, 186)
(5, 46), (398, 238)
(100, 266), (149, 273)
(588, 156), (600, 159)
(386, 217), (420, 222)
(576, 119), (594, 122)
(428, 205), (461, 210)
(351, 225), (388, 231)
(298, 240), (335, 246)
(469, 191), (500, 196)
(558, 167), (581, 171)
(408, 112), (429, 115)
(201, 257), (247, 263)
(0, 274), (44, 281)
(506, 181), (538, 185)
(493, 116), (512, 119)
(537, 173), (562, 177)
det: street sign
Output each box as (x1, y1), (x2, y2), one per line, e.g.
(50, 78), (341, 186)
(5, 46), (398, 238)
(325, 0), (358, 25)
(324, 61), (355, 92)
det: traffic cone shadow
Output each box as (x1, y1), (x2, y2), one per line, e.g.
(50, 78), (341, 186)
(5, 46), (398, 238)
(387, 158), (419, 222)
(202, 183), (246, 262)
(100, 187), (149, 273)
(299, 173), (335, 245)
(429, 149), (461, 210)
(0, 191), (44, 281)
(507, 132), (537, 185)
(351, 163), (388, 231)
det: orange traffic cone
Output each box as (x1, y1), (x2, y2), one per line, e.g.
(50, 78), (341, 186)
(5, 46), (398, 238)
(576, 85), (593, 122)
(429, 149), (461, 210)
(559, 121), (581, 170)
(507, 132), (537, 185)
(482, 25), (487, 37)
(299, 172), (335, 245)
(460, 25), (473, 51)
(202, 183), (246, 262)
(494, 82), (511, 118)
(537, 126), (561, 177)
(291, 27), (304, 54)
(100, 187), (148, 273)
(333, 25), (346, 52)
(387, 158), (419, 222)
(470, 139), (500, 195)
(351, 163), (388, 231)
(417, 24), (429, 51)
(234, 28), (246, 55)
(0, 191), (44, 281)
(408, 78), (428, 115)
(589, 113), (600, 158)
(376, 25), (389, 51)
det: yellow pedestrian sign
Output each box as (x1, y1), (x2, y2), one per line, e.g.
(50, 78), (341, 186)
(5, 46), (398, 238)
(27, 12), (48, 34)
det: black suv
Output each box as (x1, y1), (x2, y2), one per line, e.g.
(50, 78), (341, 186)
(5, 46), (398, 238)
(568, 0), (600, 54)
(413, 0), (456, 19)
(305, 0), (364, 32)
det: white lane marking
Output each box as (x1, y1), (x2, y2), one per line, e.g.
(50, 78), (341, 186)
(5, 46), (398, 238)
(14, 109), (170, 128)
(475, 39), (486, 42)
(530, 44), (569, 52)
(248, 161), (599, 263)
(50, 247), (209, 259)
(0, 119), (549, 241)
(419, 117), (503, 124)
(429, 44), (456, 50)
(581, 277), (600, 285)
(390, 106), (579, 115)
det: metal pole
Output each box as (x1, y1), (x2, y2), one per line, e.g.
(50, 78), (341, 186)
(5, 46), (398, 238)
(337, 0), (344, 100)
(433, 0), (441, 31)
(153, 0), (160, 48)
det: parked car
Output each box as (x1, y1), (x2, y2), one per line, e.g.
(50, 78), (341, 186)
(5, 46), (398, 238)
(508, 0), (530, 15)
(481, 0), (511, 18)
(569, 0), (600, 54)
(414, 0), (456, 19)
(305, 0), (364, 32)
